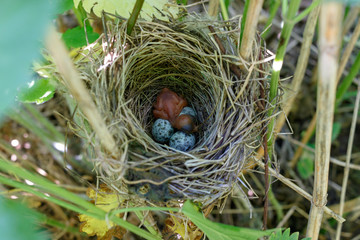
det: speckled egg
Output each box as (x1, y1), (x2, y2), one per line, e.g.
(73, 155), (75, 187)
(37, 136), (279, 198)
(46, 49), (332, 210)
(152, 119), (174, 143)
(179, 106), (197, 118)
(169, 131), (196, 151)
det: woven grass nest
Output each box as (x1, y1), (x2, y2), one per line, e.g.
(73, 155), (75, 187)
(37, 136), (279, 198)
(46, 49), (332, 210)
(72, 16), (275, 207)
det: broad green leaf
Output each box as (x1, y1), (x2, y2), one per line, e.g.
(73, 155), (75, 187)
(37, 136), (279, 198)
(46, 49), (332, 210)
(55, 0), (74, 14)
(0, 0), (54, 119)
(297, 151), (314, 179)
(49, 0), (74, 15)
(0, 197), (49, 240)
(79, 0), (180, 21)
(182, 200), (274, 240)
(18, 78), (56, 104)
(62, 25), (99, 48)
(269, 228), (302, 240)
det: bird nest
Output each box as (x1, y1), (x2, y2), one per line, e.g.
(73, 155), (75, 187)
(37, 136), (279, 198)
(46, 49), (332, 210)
(66, 16), (276, 207)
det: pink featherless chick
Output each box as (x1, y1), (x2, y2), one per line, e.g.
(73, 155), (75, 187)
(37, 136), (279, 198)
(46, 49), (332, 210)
(153, 88), (197, 133)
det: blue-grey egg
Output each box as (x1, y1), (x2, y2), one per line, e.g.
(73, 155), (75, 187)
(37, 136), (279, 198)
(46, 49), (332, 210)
(169, 131), (196, 151)
(152, 119), (174, 143)
(179, 107), (197, 118)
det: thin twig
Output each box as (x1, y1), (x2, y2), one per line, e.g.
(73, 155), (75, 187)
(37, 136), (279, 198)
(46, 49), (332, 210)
(306, 3), (343, 238)
(256, 161), (345, 223)
(335, 84), (360, 240)
(45, 27), (118, 156)
(278, 135), (360, 171)
(336, 18), (360, 84)
(208, 26), (243, 78)
(258, 52), (270, 229)
(342, 6), (360, 37)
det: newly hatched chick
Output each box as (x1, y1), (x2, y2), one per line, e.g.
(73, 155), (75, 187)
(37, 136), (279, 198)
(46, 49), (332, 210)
(153, 88), (188, 124)
(153, 88), (197, 132)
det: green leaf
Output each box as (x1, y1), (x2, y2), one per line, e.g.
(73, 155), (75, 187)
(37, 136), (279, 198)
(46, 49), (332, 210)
(49, 0), (74, 15)
(80, 0), (180, 21)
(18, 78), (56, 104)
(331, 122), (342, 142)
(289, 232), (299, 240)
(297, 151), (314, 179)
(176, 0), (187, 4)
(0, 0), (54, 119)
(62, 25), (99, 48)
(225, 0), (232, 9)
(0, 197), (49, 240)
(269, 228), (302, 240)
(182, 200), (274, 240)
(55, 0), (74, 14)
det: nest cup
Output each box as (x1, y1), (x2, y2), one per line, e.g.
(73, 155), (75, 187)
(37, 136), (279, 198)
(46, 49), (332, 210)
(74, 17), (274, 206)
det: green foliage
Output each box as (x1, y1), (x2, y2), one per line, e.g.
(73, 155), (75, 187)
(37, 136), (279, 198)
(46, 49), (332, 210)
(74, 0), (180, 21)
(331, 122), (342, 142)
(0, 197), (49, 240)
(336, 52), (360, 108)
(52, 0), (74, 15)
(297, 150), (314, 179)
(224, 0), (232, 9)
(176, 0), (188, 4)
(0, 0), (54, 118)
(182, 201), (274, 240)
(269, 228), (310, 240)
(62, 25), (100, 48)
(18, 78), (56, 104)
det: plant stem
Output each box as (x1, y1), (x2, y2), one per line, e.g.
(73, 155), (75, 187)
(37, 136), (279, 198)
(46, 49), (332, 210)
(337, 20), (360, 84)
(261, 0), (281, 39)
(267, 0), (301, 144)
(45, 27), (118, 157)
(240, 0), (250, 46)
(24, 103), (64, 142)
(292, 0), (321, 23)
(256, 161), (345, 223)
(335, 85), (360, 239)
(0, 158), (160, 240)
(240, 0), (264, 61)
(219, 0), (229, 21)
(127, 0), (145, 35)
(306, 3), (343, 238)
(275, 4), (320, 137)
(265, 0), (302, 222)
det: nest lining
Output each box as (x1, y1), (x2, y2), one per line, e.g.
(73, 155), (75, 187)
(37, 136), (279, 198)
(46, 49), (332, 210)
(72, 17), (274, 205)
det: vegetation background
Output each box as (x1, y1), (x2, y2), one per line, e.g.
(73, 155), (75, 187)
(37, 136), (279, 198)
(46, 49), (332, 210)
(0, 0), (359, 239)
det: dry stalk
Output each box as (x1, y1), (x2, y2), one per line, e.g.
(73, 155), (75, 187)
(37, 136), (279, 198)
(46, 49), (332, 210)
(342, 6), (360, 37)
(278, 135), (360, 171)
(45, 27), (118, 156)
(290, 12), (360, 168)
(306, 3), (342, 239)
(289, 113), (317, 168)
(336, 18), (360, 83)
(326, 196), (360, 219)
(208, 0), (219, 17)
(256, 161), (345, 223)
(274, 5), (320, 136)
(335, 85), (360, 240)
(240, 0), (264, 61)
